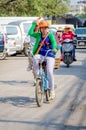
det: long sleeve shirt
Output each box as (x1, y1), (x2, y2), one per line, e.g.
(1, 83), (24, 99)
(28, 22), (59, 57)
(62, 31), (75, 40)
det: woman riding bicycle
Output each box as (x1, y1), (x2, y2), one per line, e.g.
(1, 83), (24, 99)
(28, 17), (59, 100)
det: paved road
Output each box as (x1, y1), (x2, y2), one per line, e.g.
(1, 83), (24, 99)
(0, 49), (86, 130)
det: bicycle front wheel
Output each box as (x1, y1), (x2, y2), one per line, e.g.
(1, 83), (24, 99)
(45, 88), (50, 101)
(35, 79), (43, 107)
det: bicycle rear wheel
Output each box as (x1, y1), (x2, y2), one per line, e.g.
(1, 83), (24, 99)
(35, 79), (43, 107)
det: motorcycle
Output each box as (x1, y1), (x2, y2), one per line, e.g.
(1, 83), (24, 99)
(23, 35), (35, 56)
(62, 39), (74, 67)
(24, 36), (35, 71)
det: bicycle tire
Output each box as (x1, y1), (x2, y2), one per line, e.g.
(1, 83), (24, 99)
(0, 51), (7, 60)
(35, 79), (43, 107)
(67, 64), (70, 68)
(45, 88), (50, 101)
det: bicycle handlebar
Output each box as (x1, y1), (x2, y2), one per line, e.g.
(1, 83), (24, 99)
(44, 49), (54, 59)
(45, 49), (52, 55)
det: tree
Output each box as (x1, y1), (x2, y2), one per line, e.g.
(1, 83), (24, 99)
(0, 0), (70, 17)
(27, 0), (69, 17)
(0, 0), (29, 16)
(0, 0), (16, 7)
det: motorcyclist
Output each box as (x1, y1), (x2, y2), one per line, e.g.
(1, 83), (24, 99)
(62, 26), (77, 61)
(28, 17), (59, 100)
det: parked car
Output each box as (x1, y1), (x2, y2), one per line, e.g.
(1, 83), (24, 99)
(8, 20), (33, 55)
(1, 25), (22, 53)
(6, 38), (16, 56)
(74, 27), (86, 46)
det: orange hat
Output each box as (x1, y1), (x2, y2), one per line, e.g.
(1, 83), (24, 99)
(38, 20), (49, 28)
(64, 26), (71, 32)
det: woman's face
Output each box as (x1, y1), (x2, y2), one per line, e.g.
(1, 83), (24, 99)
(57, 31), (63, 35)
(40, 27), (48, 35)
(64, 28), (70, 33)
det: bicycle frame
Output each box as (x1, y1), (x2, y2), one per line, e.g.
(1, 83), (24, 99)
(37, 49), (53, 92)
(35, 49), (54, 107)
(39, 61), (48, 92)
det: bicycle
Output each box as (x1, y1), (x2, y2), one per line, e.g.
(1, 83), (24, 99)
(35, 50), (54, 107)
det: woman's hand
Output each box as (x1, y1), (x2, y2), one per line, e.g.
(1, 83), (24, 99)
(53, 49), (57, 53)
(35, 17), (44, 25)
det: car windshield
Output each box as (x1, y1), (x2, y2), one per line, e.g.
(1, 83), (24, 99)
(6, 27), (18, 35)
(75, 28), (86, 34)
(23, 23), (32, 34)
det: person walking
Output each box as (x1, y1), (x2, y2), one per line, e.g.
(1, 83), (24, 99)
(55, 27), (63, 54)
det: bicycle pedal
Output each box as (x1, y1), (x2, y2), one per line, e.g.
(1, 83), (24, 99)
(36, 76), (41, 80)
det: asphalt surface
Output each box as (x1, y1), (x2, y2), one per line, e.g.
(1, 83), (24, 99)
(0, 49), (86, 130)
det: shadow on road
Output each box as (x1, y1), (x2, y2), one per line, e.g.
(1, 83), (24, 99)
(0, 119), (86, 130)
(0, 80), (33, 86)
(0, 96), (35, 107)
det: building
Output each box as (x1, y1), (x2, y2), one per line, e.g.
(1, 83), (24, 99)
(69, 0), (86, 15)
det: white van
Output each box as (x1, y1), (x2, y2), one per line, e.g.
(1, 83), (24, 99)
(8, 20), (33, 54)
(1, 25), (22, 53)
(0, 25), (17, 55)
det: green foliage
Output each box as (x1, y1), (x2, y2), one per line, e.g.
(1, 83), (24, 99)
(0, 0), (70, 17)
(0, 0), (28, 16)
(75, 14), (86, 19)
